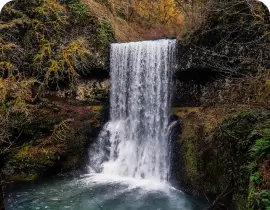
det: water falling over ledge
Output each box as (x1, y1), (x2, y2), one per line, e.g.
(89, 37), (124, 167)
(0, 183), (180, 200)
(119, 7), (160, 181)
(89, 39), (178, 182)
(4, 40), (202, 210)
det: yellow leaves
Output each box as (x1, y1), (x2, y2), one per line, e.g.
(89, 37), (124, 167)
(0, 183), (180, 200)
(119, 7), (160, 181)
(61, 39), (88, 56)
(48, 60), (59, 73)
(0, 36), (19, 61)
(39, 38), (90, 86)
(60, 39), (89, 83)
(41, 148), (49, 155)
(0, 3), (29, 30)
(89, 105), (103, 112)
(0, 62), (13, 71)
(61, 38), (89, 68)
(41, 0), (66, 14)
(14, 141), (60, 161)
(34, 37), (53, 66)
(45, 59), (60, 85)
(36, 0), (66, 20)
(0, 40), (22, 76)
(31, 0), (68, 39)
(135, 0), (178, 26)
(0, 62), (17, 80)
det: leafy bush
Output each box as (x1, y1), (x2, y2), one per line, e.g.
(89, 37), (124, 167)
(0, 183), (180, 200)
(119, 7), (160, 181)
(97, 20), (114, 45)
(0, 0), (114, 156)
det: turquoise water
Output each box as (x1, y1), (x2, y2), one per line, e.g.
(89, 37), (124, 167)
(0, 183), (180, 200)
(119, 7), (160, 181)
(4, 174), (204, 210)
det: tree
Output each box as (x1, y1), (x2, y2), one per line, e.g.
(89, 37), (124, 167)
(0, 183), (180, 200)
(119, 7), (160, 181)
(134, 0), (178, 26)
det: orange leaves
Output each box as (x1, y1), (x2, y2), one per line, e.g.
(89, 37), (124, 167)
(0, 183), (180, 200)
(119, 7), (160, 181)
(134, 0), (179, 26)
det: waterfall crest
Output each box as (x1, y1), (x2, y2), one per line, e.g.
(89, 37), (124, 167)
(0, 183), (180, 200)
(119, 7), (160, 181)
(89, 39), (177, 182)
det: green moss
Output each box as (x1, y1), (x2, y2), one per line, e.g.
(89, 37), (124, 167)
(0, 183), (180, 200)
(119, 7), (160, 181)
(2, 140), (60, 181)
(185, 138), (199, 180)
(14, 144), (30, 159)
(89, 105), (103, 112)
(171, 107), (200, 118)
(16, 173), (38, 181)
(177, 106), (269, 208)
(210, 111), (264, 192)
(35, 138), (45, 144)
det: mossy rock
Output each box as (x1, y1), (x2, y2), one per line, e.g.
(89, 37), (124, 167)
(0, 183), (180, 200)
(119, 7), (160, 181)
(2, 142), (60, 181)
(1, 98), (106, 183)
(174, 106), (269, 209)
(183, 137), (200, 181)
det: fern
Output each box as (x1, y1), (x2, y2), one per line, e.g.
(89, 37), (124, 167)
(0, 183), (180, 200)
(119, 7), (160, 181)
(248, 121), (270, 209)
(250, 190), (270, 210)
(249, 127), (270, 160)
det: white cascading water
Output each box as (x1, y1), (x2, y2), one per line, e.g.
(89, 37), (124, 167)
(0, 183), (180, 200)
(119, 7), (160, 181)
(5, 40), (196, 210)
(89, 39), (177, 183)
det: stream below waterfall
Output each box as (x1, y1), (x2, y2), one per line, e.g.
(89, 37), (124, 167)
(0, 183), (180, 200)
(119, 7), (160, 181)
(4, 174), (205, 210)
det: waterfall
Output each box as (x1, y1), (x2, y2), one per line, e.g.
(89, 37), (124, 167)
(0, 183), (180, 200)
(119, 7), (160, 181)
(89, 39), (177, 182)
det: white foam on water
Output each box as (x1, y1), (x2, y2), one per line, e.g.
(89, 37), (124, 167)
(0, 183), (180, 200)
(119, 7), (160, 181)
(80, 173), (176, 192)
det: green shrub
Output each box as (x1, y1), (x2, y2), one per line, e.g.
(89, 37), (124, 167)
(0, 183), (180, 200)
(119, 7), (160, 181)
(97, 20), (114, 45)
(63, 0), (89, 24)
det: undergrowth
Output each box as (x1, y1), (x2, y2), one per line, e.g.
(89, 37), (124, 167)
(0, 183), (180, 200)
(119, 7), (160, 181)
(248, 121), (270, 209)
(201, 68), (270, 107)
(0, 0), (113, 155)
